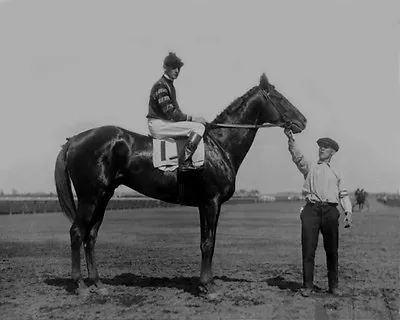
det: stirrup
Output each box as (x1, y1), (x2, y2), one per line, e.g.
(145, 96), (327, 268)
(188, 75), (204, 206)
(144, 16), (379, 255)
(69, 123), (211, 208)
(179, 163), (198, 172)
(179, 160), (202, 172)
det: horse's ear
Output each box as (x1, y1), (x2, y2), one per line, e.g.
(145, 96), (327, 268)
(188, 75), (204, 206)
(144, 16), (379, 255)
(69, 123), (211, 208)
(259, 73), (269, 89)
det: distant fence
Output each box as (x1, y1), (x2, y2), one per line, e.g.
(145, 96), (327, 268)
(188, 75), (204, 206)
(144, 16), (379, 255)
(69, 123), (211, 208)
(0, 196), (265, 215)
(376, 196), (400, 208)
(0, 198), (177, 215)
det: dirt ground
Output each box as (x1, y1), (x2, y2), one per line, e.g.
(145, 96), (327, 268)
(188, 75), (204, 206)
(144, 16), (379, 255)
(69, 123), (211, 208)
(0, 199), (399, 320)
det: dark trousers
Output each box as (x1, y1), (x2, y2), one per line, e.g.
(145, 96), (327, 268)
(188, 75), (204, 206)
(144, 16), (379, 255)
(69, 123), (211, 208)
(300, 203), (340, 289)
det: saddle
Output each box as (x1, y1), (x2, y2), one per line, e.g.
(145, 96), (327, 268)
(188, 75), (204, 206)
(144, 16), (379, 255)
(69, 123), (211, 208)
(152, 137), (205, 171)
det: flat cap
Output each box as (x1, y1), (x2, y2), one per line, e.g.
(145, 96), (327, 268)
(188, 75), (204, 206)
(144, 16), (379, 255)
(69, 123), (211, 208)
(317, 137), (339, 152)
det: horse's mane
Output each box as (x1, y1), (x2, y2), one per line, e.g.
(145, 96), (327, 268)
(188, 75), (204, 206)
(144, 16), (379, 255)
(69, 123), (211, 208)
(212, 86), (260, 123)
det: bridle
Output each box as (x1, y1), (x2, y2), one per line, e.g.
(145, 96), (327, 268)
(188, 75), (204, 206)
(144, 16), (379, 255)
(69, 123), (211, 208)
(207, 88), (293, 130)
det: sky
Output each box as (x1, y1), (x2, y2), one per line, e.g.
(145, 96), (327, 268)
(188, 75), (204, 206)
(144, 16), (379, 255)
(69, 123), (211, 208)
(0, 0), (399, 195)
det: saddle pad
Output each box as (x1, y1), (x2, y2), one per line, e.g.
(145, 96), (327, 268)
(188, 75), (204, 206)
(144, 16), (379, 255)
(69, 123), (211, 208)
(152, 139), (205, 171)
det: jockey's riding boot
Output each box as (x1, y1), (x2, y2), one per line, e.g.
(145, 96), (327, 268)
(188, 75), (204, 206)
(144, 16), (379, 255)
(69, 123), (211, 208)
(180, 133), (202, 172)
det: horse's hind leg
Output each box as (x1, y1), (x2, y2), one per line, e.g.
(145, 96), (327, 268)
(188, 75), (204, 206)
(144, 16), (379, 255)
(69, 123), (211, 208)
(83, 191), (113, 295)
(84, 216), (106, 294)
(70, 218), (90, 296)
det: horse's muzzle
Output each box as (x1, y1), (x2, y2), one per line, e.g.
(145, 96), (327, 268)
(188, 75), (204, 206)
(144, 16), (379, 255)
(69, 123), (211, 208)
(289, 121), (304, 134)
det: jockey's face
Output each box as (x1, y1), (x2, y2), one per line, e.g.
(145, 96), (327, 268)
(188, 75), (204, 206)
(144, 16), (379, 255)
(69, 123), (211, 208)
(318, 145), (335, 162)
(164, 67), (180, 80)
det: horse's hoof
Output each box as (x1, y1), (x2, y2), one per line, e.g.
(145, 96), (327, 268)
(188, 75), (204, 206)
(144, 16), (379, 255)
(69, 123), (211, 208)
(97, 287), (108, 295)
(77, 287), (91, 297)
(198, 284), (210, 295)
(198, 283), (219, 301)
(206, 292), (221, 302)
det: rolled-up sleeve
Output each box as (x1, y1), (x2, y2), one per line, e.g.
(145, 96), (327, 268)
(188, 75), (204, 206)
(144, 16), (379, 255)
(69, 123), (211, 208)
(288, 140), (310, 178)
(337, 175), (352, 213)
(154, 85), (189, 121)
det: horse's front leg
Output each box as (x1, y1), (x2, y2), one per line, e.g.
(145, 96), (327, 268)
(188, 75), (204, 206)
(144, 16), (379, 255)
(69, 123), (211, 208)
(198, 199), (221, 296)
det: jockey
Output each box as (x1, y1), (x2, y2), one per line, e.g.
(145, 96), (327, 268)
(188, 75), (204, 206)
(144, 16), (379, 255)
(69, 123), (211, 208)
(147, 52), (207, 171)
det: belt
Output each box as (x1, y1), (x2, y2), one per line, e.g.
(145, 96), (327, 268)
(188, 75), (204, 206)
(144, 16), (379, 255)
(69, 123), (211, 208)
(306, 200), (338, 207)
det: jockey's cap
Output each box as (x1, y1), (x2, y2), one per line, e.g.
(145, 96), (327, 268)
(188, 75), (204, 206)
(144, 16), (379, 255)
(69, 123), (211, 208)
(317, 137), (339, 152)
(163, 52), (184, 69)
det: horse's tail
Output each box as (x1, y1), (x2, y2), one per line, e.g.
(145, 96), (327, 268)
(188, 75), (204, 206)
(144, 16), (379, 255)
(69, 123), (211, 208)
(54, 140), (77, 222)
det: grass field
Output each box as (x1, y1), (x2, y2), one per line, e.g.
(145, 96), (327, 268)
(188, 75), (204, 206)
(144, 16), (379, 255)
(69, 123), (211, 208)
(0, 199), (398, 319)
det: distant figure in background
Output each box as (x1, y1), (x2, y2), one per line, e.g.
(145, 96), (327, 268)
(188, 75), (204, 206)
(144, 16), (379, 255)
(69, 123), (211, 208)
(147, 52), (207, 171)
(353, 188), (369, 211)
(284, 129), (353, 297)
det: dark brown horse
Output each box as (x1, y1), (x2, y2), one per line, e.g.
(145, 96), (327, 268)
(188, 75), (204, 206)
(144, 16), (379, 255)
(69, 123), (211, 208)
(54, 73), (307, 297)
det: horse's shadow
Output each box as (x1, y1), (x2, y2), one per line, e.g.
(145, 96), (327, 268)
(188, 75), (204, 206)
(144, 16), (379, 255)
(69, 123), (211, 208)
(44, 274), (253, 296)
(44, 277), (79, 295)
(265, 275), (303, 292)
(103, 273), (202, 295)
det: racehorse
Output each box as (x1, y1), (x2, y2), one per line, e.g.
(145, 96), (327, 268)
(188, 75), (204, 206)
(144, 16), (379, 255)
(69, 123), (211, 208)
(353, 188), (369, 211)
(54, 73), (307, 297)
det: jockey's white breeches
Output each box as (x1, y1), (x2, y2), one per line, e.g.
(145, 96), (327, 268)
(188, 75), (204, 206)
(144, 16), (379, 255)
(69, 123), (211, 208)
(147, 119), (205, 140)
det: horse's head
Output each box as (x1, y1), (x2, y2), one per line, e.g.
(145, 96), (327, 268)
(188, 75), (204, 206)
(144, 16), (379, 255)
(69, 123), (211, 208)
(258, 73), (307, 134)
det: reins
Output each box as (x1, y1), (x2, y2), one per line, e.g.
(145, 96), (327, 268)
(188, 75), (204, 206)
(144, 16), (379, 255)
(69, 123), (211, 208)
(206, 122), (283, 129)
(205, 88), (292, 130)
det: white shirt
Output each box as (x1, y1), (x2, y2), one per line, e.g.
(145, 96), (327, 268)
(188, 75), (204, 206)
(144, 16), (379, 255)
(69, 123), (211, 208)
(288, 139), (352, 212)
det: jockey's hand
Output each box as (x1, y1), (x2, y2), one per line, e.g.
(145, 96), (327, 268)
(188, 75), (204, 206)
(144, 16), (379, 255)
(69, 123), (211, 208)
(284, 128), (294, 141)
(192, 116), (208, 125)
(344, 212), (352, 228)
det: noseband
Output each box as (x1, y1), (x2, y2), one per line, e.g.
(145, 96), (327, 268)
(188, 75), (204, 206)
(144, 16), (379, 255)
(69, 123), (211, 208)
(260, 89), (292, 129)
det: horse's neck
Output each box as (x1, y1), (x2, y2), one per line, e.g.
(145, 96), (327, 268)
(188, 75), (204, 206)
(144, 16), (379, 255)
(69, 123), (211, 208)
(209, 102), (261, 173)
